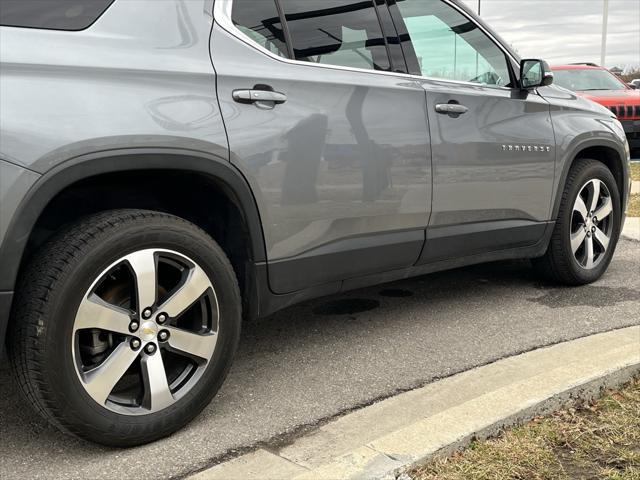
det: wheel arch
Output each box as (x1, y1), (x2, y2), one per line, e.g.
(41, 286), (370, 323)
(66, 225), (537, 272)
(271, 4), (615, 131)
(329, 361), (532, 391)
(0, 149), (268, 319)
(552, 139), (629, 220)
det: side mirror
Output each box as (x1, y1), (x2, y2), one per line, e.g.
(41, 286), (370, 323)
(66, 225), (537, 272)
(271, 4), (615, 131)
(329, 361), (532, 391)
(520, 59), (554, 89)
(629, 83), (638, 90)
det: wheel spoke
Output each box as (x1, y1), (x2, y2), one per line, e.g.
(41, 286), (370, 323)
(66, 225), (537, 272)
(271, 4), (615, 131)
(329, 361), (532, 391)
(83, 343), (140, 405)
(571, 228), (587, 254)
(74, 295), (132, 335)
(165, 326), (217, 362)
(141, 349), (174, 411)
(126, 250), (158, 313)
(158, 265), (212, 319)
(585, 236), (595, 268)
(594, 227), (610, 251)
(573, 196), (588, 221)
(588, 180), (601, 213)
(594, 196), (613, 221)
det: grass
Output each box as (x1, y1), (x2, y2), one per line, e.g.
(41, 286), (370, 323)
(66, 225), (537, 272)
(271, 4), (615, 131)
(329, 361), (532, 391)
(630, 162), (640, 182)
(628, 194), (640, 218)
(409, 379), (640, 480)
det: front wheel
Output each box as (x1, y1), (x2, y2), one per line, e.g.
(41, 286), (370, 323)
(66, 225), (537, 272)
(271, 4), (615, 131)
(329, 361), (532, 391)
(8, 210), (242, 447)
(535, 159), (622, 285)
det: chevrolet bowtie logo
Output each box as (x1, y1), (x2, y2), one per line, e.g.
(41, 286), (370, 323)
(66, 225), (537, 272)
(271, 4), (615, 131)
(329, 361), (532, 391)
(502, 145), (551, 152)
(141, 326), (155, 336)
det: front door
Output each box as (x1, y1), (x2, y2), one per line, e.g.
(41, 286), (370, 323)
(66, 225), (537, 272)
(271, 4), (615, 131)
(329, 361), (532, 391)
(212, 0), (432, 293)
(389, 0), (556, 263)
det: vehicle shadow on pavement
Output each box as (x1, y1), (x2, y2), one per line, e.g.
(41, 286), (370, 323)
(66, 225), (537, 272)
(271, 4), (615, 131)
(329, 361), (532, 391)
(0, 241), (638, 480)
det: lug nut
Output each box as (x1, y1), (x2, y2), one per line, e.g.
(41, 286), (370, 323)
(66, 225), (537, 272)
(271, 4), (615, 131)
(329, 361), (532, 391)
(587, 231), (592, 237)
(158, 330), (170, 342)
(156, 312), (168, 324)
(142, 308), (153, 319)
(592, 226), (596, 232)
(131, 338), (141, 350)
(144, 343), (157, 355)
(593, 217), (597, 224)
(129, 321), (139, 333)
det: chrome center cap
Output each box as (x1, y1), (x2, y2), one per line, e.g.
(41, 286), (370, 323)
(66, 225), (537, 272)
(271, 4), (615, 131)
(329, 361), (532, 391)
(139, 321), (158, 342)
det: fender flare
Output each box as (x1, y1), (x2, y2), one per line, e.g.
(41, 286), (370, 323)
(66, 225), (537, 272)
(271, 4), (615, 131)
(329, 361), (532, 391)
(550, 137), (628, 220)
(0, 148), (267, 291)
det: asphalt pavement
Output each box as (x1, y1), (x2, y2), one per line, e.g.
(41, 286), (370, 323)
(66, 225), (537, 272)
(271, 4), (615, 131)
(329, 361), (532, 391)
(1, 239), (639, 480)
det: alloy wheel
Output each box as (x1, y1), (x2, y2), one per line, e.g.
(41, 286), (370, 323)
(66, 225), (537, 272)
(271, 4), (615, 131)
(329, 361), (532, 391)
(570, 179), (614, 269)
(72, 249), (219, 415)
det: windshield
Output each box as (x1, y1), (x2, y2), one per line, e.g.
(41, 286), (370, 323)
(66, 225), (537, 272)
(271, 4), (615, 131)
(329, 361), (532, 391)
(553, 68), (628, 91)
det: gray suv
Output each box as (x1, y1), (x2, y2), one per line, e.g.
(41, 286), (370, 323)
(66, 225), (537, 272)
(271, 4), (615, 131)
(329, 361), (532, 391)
(0, 0), (631, 446)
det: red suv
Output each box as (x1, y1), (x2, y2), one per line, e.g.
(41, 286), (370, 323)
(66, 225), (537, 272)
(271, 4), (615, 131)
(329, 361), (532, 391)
(552, 64), (640, 154)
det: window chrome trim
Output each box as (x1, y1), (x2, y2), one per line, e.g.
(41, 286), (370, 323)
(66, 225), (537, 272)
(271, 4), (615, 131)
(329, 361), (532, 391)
(212, 0), (516, 92)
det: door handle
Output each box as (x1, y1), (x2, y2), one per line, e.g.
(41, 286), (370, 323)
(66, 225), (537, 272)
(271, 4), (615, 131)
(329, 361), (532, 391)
(233, 89), (287, 105)
(435, 103), (468, 115)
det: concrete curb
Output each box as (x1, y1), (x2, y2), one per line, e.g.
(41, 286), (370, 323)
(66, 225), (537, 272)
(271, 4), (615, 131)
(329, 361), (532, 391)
(189, 327), (640, 480)
(622, 217), (640, 241)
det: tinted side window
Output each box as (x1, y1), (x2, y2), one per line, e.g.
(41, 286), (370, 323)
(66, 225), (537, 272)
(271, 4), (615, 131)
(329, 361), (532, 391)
(232, 0), (289, 58)
(0, 0), (114, 31)
(394, 0), (511, 86)
(279, 0), (391, 72)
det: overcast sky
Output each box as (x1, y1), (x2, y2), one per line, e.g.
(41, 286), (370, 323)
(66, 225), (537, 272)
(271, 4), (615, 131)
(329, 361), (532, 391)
(461, 0), (640, 69)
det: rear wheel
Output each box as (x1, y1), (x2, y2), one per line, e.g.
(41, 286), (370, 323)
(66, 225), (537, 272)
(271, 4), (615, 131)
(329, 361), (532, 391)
(9, 210), (241, 446)
(535, 159), (621, 285)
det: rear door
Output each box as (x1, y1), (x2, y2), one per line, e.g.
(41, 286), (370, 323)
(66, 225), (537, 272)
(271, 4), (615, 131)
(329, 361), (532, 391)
(389, 0), (556, 263)
(212, 0), (432, 293)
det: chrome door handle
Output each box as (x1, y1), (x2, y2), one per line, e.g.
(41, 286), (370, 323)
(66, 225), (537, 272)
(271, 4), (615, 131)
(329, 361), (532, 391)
(435, 103), (468, 115)
(233, 89), (287, 105)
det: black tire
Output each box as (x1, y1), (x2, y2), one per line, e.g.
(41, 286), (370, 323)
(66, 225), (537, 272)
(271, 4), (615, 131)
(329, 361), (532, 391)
(8, 209), (241, 447)
(535, 159), (622, 285)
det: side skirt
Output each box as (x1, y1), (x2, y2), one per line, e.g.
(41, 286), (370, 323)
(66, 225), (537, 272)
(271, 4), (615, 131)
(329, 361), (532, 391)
(254, 221), (555, 318)
(267, 229), (425, 294)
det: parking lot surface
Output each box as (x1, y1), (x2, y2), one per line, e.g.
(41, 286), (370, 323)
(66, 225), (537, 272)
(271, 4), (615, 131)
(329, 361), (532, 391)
(1, 239), (639, 480)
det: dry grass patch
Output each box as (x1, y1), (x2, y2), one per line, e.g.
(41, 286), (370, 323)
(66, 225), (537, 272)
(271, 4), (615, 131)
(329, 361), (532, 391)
(410, 379), (640, 480)
(630, 162), (640, 182)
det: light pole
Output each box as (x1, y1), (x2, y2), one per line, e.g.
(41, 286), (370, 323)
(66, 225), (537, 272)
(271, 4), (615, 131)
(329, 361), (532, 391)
(476, 0), (481, 78)
(601, 0), (609, 66)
